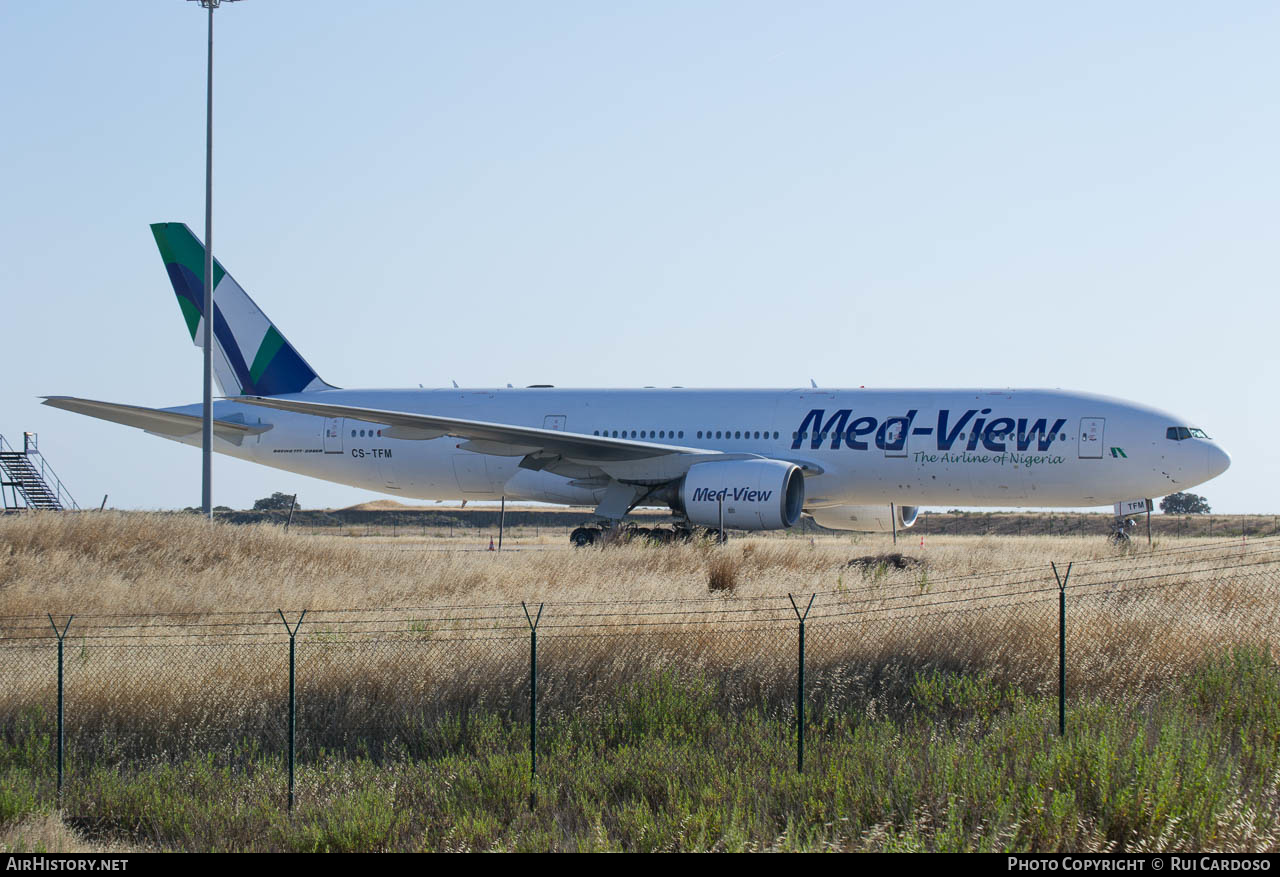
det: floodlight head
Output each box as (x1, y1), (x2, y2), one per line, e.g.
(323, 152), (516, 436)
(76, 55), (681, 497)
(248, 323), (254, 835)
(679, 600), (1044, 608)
(187, 0), (242, 8)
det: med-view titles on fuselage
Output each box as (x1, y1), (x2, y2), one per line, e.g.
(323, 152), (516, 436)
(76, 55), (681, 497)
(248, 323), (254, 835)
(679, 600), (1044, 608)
(43, 223), (1231, 543)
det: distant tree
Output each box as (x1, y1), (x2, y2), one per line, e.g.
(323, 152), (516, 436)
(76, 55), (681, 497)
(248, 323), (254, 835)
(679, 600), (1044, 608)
(1160, 492), (1211, 515)
(253, 492), (298, 511)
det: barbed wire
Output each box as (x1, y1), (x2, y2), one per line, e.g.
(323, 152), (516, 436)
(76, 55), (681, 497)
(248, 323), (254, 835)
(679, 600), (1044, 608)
(4, 533), (1271, 627)
(0, 544), (1273, 644)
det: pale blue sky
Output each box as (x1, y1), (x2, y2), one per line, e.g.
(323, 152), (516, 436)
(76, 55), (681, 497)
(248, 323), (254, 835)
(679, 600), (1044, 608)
(1, 2), (1275, 513)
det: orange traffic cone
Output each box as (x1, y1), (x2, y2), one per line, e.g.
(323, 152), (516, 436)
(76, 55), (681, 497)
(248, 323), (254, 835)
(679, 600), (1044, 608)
(488, 537), (495, 551)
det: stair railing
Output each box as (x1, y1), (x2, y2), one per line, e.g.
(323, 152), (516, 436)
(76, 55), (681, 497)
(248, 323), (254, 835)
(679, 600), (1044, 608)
(0, 433), (80, 510)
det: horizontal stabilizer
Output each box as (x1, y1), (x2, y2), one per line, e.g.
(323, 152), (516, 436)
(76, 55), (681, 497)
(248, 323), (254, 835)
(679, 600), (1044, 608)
(42, 397), (272, 446)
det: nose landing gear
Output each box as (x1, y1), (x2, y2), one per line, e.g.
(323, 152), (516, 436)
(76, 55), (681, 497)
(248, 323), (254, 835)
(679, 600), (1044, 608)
(1108, 516), (1138, 547)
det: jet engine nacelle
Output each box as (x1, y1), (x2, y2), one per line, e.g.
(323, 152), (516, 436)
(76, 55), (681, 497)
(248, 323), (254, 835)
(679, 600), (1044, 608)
(678, 459), (805, 531)
(807, 504), (919, 533)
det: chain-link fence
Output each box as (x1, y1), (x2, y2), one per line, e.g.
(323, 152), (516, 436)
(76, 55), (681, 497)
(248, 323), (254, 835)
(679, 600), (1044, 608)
(2, 535), (1278, 812)
(245, 510), (1280, 542)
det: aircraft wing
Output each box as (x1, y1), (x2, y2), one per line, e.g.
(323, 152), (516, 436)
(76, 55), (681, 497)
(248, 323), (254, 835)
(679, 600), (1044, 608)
(234, 395), (712, 464)
(42, 396), (271, 446)
(235, 396), (825, 483)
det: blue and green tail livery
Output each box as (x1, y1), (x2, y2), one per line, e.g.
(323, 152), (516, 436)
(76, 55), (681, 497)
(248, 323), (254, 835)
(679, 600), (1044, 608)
(150, 222), (331, 396)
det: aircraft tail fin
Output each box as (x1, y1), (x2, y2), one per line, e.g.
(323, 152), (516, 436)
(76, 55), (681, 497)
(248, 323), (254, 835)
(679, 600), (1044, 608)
(149, 222), (333, 396)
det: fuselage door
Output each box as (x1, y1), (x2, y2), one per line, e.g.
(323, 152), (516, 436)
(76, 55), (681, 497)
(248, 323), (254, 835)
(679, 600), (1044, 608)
(323, 417), (344, 454)
(1079, 417), (1104, 459)
(883, 419), (907, 458)
(543, 415), (567, 431)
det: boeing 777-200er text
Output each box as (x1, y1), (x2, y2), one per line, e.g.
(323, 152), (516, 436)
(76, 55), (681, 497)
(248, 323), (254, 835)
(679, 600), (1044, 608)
(45, 223), (1231, 544)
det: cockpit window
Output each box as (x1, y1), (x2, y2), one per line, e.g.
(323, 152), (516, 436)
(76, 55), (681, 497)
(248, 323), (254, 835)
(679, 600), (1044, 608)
(1166, 427), (1211, 441)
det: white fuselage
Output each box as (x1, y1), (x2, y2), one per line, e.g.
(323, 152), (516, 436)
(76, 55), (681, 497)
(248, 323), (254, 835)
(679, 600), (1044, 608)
(160, 387), (1230, 510)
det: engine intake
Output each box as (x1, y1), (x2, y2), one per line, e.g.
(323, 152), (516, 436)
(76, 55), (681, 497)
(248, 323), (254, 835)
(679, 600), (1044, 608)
(807, 504), (919, 532)
(678, 459), (805, 531)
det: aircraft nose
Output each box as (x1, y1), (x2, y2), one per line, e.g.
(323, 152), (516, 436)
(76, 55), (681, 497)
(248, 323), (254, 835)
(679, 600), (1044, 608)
(1207, 443), (1231, 480)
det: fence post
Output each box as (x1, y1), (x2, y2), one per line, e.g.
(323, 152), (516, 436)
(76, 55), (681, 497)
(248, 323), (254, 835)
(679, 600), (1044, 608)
(1050, 563), (1071, 736)
(277, 610), (307, 814)
(788, 594), (816, 772)
(47, 615), (73, 806)
(522, 602), (544, 809)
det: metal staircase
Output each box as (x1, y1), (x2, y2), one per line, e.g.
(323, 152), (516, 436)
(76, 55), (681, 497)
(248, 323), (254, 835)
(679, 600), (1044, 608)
(0, 432), (78, 511)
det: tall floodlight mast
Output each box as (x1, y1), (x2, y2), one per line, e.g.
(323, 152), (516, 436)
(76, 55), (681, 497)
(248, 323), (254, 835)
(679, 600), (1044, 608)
(188, 0), (241, 518)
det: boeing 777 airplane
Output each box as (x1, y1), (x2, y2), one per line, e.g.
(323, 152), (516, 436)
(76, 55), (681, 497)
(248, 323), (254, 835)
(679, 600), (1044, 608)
(45, 223), (1231, 545)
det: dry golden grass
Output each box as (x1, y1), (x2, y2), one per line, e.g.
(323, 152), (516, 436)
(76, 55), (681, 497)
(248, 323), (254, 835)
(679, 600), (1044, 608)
(0, 510), (1276, 759)
(0, 510), (1142, 615)
(706, 551), (740, 592)
(0, 811), (150, 853)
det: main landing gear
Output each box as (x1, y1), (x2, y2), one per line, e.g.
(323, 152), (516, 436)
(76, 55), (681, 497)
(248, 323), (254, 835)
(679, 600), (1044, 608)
(569, 523), (706, 547)
(569, 526), (600, 547)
